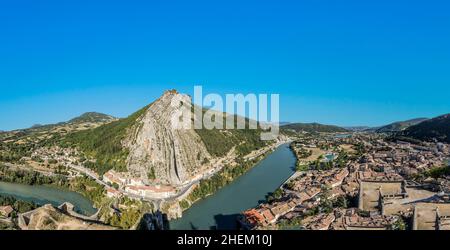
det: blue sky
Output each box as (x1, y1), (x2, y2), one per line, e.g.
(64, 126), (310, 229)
(1, 0), (449, 130)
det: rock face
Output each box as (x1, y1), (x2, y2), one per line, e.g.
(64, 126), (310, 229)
(125, 90), (212, 186)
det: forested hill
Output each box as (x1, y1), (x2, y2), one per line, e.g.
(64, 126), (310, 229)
(375, 118), (428, 133)
(399, 114), (450, 143)
(61, 90), (272, 184)
(281, 123), (348, 133)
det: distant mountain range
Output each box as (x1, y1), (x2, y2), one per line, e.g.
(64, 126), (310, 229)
(278, 122), (292, 126)
(344, 126), (372, 132)
(281, 122), (348, 133)
(374, 118), (429, 133)
(399, 114), (450, 143)
(282, 117), (430, 134)
(10, 112), (117, 132)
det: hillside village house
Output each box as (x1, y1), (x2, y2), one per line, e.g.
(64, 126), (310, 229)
(103, 169), (176, 199)
(125, 184), (176, 199)
(103, 170), (128, 187)
(106, 187), (121, 198)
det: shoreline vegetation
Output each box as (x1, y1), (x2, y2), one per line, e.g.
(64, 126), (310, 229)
(177, 148), (275, 212)
(0, 163), (148, 229)
(0, 92), (293, 229)
(0, 163), (104, 206)
(246, 134), (361, 229)
(0, 141), (284, 228)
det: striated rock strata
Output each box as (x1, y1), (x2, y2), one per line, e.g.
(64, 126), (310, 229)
(124, 90), (212, 186)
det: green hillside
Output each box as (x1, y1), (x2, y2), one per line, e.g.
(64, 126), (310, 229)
(61, 106), (150, 174)
(281, 123), (348, 133)
(400, 114), (450, 143)
(195, 114), (268, 158)
(62, 106), (270, 175)
(68, 112), (116, 124)
(376, 118), (428, 133)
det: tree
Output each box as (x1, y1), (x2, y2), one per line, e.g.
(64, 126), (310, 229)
(285, 181), (295, 190)
(267, 188), (284, 203)
(147, 167), (156, 180)
(332, 196), (348, 209)
(295, 163), (309, 172)
(390, 217), (406, 230)
(180, 200), (190, 210)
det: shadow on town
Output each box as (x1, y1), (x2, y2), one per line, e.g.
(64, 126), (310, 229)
(161, 213), (242, 230)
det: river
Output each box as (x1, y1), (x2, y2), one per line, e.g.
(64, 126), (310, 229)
(0, 143), (296, 227)
(0, 181), (96, 216)
(169, 143), (297, 230)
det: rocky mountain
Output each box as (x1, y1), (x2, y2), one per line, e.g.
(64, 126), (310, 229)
(400, 114), (450, 143)
(124, 91), (213, 185)
(281, 123), (348, 133)
(64, 90), (271, 185)
(375, 118), (428, 133)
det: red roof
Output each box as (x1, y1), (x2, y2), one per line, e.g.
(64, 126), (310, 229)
(243, 209), (265, 225)
(262, 209), (275, 221)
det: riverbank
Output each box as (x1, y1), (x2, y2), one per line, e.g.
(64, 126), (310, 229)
(165, 140), (290, 216)
(0, 181), (97, 216)
(169, 143), (297, 229)
(177, 149), (271, 212)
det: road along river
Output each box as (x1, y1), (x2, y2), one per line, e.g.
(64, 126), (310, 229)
(0, 143), (297, 227)
(170, 143), (296, 230)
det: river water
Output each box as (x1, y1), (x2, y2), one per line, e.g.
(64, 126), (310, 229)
(170, 143), (296, 230)
(0, 181), (96, 216)
(0, 143), (296, 227)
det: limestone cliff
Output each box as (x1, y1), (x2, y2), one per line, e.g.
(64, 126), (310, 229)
(62, 89), (271, 187)
(124, 90), (212, 185)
